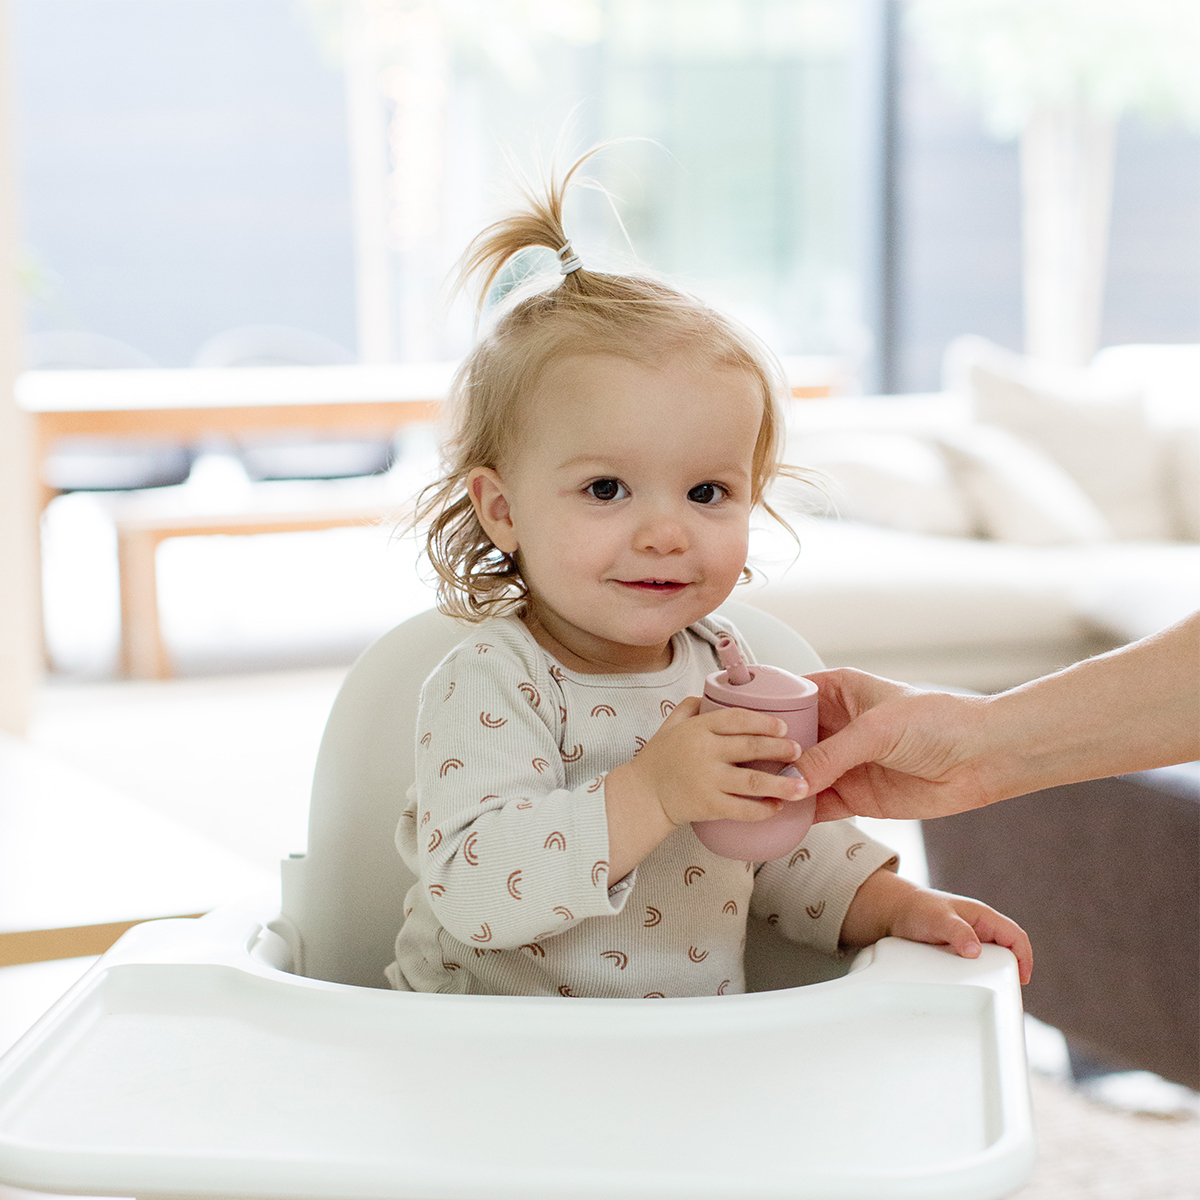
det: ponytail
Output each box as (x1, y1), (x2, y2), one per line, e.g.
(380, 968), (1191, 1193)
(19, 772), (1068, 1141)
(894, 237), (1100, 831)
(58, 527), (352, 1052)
(457, 150), (595, 309)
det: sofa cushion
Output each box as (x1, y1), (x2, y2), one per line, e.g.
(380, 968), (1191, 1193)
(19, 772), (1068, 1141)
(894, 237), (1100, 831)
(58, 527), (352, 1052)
(944, 336), (1172, 541)
(747, 516), (1087, 658)
(935, 425), (1112, 545)
(1065, 541), (1200, 643)
(748, 517), (1200, 664)
(1166, 425), (1200, 541)
(784, 403), (1113, 545)
(786, 431), (975, 537)
(1090, 344), (1200, 543)
(1090, 344), (1200, 421)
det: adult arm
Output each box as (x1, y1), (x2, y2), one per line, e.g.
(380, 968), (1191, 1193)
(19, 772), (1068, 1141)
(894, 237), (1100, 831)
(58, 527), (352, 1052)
(793, 611), (1200, 823)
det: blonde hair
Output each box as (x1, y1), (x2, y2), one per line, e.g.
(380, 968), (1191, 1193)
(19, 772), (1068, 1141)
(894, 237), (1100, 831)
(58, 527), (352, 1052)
(413, 147), (806, 622)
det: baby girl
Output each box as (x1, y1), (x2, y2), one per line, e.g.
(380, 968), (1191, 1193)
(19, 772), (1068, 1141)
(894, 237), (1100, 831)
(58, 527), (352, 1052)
(385, 150), (1032, 998)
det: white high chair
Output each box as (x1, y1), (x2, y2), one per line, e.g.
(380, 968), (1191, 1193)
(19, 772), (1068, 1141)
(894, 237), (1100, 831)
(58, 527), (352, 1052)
(0, 601), (1035, 1200)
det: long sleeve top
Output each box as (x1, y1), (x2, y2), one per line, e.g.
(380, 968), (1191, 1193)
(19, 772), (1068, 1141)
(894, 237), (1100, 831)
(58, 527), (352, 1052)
(385, 614), (896, 998)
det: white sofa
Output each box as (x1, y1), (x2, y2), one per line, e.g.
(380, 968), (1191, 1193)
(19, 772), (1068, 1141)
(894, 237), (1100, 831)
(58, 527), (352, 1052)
(745, 340), (1200, 693)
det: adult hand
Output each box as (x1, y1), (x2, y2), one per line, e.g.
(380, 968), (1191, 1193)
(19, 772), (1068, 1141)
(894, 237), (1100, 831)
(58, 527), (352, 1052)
(793, 612), (1200, 823)
(794, 671), (997, 823)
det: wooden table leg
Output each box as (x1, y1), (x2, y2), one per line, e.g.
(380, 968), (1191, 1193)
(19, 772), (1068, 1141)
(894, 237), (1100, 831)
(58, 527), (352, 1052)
(117, 528), (170, 680)
(31, 420), (61, 672)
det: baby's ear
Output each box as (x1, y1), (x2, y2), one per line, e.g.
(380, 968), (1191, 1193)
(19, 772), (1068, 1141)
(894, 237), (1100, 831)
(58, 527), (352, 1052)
(467, 467), (518, 553)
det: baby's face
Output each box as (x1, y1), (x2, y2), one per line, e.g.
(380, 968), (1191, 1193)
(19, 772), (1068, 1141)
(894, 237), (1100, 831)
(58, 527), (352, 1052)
(472, 352), (762, 672)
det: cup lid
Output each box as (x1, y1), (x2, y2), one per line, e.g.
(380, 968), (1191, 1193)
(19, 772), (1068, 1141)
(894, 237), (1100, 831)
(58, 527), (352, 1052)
(703, 664), (818, 712)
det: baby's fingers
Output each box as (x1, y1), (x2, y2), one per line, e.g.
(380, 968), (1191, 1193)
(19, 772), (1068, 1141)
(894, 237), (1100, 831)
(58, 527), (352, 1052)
(717, 794), (786, 823)
(703, 705), (791, 740)
(894, 902), (982, 964)
(967, 908), (1034, 985)
(725, 764), (808, 804)
(722, 733), (801, 767)
(932, 911), (984, 964)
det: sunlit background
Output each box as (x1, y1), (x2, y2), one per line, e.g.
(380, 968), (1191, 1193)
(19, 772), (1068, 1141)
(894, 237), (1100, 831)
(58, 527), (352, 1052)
(14, 0), (1199, 678)
(16, 0), (1198, 380)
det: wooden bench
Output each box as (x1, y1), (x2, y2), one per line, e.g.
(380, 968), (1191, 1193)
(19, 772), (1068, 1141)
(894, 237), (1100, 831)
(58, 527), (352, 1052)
(114, 500), (405, 679)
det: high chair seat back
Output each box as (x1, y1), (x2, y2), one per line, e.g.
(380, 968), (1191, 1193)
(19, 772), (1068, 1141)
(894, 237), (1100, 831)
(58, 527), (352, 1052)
(276, 599), (826, 988)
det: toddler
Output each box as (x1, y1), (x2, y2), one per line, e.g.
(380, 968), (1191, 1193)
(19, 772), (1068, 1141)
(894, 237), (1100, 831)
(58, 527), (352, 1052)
(385, 151), (1032, 998)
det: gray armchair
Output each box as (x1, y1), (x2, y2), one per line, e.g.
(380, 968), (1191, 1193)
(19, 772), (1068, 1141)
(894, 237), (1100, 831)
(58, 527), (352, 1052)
(920, 764), (1199, 1090)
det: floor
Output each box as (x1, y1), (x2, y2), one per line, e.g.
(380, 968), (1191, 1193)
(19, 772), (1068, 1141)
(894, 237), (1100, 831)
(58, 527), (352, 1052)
(2, 488), (1195, 1198)
(30, 665), (346, 873)
(1015, 1074), (1199, 1199)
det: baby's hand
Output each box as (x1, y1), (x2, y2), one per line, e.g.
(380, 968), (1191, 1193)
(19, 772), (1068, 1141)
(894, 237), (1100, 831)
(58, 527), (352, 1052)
(842, 870), (1033, 984)
(890, 887), (1033, 985)
(609, 695), (805, 827)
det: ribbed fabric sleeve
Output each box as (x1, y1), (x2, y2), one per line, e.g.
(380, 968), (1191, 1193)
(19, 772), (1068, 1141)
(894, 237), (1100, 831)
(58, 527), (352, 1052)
(751, 823), (899, 956)
(401, 628), (625, 950)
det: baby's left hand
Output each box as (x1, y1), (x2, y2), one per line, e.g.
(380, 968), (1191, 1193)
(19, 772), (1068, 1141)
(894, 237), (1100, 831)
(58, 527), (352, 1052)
(841, 870), (1032, 984)
(888, 886), (1033, 985)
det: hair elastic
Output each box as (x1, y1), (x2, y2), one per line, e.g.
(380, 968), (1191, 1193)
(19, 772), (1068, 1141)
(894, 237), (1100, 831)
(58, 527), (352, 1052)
(557, 243), (583, 275)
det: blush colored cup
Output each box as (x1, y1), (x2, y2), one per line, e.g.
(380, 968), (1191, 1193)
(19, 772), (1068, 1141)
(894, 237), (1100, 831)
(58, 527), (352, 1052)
(692, 663), (818, 861)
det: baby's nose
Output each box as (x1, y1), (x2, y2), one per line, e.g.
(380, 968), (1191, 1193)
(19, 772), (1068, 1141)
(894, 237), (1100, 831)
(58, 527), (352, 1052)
(633, 509), (689, 554)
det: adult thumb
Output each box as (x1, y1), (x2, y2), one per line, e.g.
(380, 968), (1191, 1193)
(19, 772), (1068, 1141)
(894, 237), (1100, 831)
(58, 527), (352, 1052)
(794, 721), (885, 797)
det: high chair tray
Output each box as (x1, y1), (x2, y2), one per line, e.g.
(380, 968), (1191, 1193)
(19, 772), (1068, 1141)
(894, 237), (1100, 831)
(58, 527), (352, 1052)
(0, 911), (1033, 1200)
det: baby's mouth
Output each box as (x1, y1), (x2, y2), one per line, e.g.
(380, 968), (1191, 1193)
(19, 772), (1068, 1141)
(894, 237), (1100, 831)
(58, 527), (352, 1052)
(616, 579), (688, 593)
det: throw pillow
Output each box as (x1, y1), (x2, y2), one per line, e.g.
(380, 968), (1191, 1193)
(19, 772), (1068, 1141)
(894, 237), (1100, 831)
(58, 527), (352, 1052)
(787, 431), (974, 537)
(1166, 425), (1200, 542)
(1090, 343), (1200, 542)
(936, 425), (1112, 545)
(944, 336), (1171, 540)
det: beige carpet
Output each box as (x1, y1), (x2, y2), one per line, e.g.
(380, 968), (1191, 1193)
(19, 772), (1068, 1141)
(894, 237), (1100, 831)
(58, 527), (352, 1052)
(1014, 1073), (1199, 1199)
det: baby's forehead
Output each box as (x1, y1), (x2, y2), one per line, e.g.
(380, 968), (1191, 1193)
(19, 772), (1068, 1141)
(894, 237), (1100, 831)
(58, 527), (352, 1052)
(528, 352), (762, 418)
(516, 353), (761, 473)
(534, 347), (748, 385)
(552, 441), (753, 482)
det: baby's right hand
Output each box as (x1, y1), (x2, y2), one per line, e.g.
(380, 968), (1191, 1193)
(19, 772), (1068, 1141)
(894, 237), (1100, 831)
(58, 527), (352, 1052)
(613, 696), (806, 826)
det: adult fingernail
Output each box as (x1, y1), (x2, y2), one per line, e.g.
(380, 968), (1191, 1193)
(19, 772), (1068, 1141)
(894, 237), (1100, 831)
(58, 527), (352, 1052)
(788, 775), (808, 799)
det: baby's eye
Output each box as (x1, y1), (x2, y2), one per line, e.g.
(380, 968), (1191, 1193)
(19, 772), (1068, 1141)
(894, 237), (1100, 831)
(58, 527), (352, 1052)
(586, 478), (629, 502)
(688, 483), (727, 505)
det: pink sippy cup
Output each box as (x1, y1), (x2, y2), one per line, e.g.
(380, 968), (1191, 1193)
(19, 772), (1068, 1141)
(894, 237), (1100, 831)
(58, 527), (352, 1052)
(692, 633), (818, 861)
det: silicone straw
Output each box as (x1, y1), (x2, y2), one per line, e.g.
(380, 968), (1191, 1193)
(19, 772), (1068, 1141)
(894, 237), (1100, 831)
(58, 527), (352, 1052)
(715, 633), (752, 685)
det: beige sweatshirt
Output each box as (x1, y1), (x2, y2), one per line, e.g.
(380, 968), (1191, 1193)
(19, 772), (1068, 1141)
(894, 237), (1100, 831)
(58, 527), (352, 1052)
(386, 615), (896, 997)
